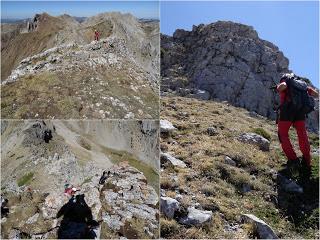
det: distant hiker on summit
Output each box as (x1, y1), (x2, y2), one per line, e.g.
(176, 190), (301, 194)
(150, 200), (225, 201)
(94, 29), (100, 41)
(276, 73), (318, 178)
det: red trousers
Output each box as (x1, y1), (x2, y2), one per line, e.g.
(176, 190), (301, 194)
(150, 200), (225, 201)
(278, 120), (311, 166)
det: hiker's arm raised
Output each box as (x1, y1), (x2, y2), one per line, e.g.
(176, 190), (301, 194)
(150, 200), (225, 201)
(308, 87), (319, 98)
(277, 82), (287, 92)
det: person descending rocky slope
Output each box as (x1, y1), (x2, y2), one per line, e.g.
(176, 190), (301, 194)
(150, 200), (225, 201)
(161, 21), (318, 132)
(160, 96), (319, 239)
(1, 12), (159, 119)
(1, 120), (159, 239)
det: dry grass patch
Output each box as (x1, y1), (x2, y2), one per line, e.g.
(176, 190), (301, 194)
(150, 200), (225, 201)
(160, 96), (318, 239)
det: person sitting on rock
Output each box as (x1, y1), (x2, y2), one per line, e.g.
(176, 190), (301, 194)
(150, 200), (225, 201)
(94, 29), (100, 41)
(277, 73), (318, 178)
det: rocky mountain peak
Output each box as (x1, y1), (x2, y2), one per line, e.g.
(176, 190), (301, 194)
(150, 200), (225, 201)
(161, 21), (318, 132)
(173, 21), (259, 41)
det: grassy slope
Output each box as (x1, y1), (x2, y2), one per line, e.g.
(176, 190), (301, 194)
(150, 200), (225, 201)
(1, 14), (64, 80)
(1, 66), (159, 119)
(160, 96), (319, 239)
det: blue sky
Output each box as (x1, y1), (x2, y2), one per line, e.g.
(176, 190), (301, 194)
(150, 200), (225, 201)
(1, 1), (159, 19)
(161, 1), (319, 87)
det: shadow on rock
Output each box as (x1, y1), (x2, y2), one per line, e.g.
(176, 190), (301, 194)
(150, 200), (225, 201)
(276, 167), (319, 231)
(57, 194), (99, 239)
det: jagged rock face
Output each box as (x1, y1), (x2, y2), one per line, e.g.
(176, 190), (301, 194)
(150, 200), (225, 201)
(100, 164), (159, 239)
(161, 21), (319, 132)
(0, 164), (159, 239)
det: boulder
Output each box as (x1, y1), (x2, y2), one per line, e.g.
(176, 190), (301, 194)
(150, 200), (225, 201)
(224, 156), (236, 166)
(193, 89), (210, 100)
(160, 197), (180, 219)
(161, 152), (187, 168)
(237, 133), (270, 151)
(160, 120), (176, 133)
(179, 207), (212, 226)
(207, 127), (218, 136)
(241, 214), (278, 239)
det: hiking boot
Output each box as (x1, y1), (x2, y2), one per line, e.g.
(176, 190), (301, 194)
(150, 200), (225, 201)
(300, 160), (311, 180)
(286, 159), (301, 179)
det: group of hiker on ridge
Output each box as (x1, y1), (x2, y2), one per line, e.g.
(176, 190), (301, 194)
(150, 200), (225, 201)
(274, 73), (318, 180)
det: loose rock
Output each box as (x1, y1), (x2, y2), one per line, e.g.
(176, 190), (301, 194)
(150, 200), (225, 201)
(160, 120), (176, 133)
(237, 133), (270, 151)
(179, 207), (212, 226)
(161, 152), (187, 168)
(160, 197), (180, 219)
(241, 214), (278, 239)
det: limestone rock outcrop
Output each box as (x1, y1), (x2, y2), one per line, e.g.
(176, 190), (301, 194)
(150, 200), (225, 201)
(161, 21), (318, 132)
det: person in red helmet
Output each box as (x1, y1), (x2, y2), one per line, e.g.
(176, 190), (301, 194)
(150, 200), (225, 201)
(277, 73), (318, 178)
(94, 29), (100, 41)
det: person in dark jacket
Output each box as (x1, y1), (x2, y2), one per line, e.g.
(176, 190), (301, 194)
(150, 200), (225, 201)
(277, 73), (318, 178)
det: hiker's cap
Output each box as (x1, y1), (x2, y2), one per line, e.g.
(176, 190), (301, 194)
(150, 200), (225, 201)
(281, 73), (294, 81)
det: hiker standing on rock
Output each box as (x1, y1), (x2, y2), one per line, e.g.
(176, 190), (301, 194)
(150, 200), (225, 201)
(94, 29), (100, 41)
(277, 73), (318, 178)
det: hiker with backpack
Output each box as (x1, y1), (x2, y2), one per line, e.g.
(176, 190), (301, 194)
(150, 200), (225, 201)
(277, 73), (318, 178)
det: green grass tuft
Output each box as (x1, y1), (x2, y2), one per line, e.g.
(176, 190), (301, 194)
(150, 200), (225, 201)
(17, 172), (34, 187)
(78, 137), (92, 151)
(253, 127), (271, 141)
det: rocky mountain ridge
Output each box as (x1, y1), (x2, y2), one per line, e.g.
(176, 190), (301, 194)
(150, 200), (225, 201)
(161, 21), (318, 132)
(1, 12), (159, 119)
(1, 164), (159, 239)
(1, 120), (159, 238)
(2, 12), (159, 80)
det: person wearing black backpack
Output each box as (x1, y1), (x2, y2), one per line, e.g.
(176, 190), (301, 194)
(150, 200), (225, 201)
(277, 73), (318, 179)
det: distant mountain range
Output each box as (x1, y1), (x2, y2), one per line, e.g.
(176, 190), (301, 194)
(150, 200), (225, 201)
(1, 16), (86, 24)
(1, 16), (159, 24)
